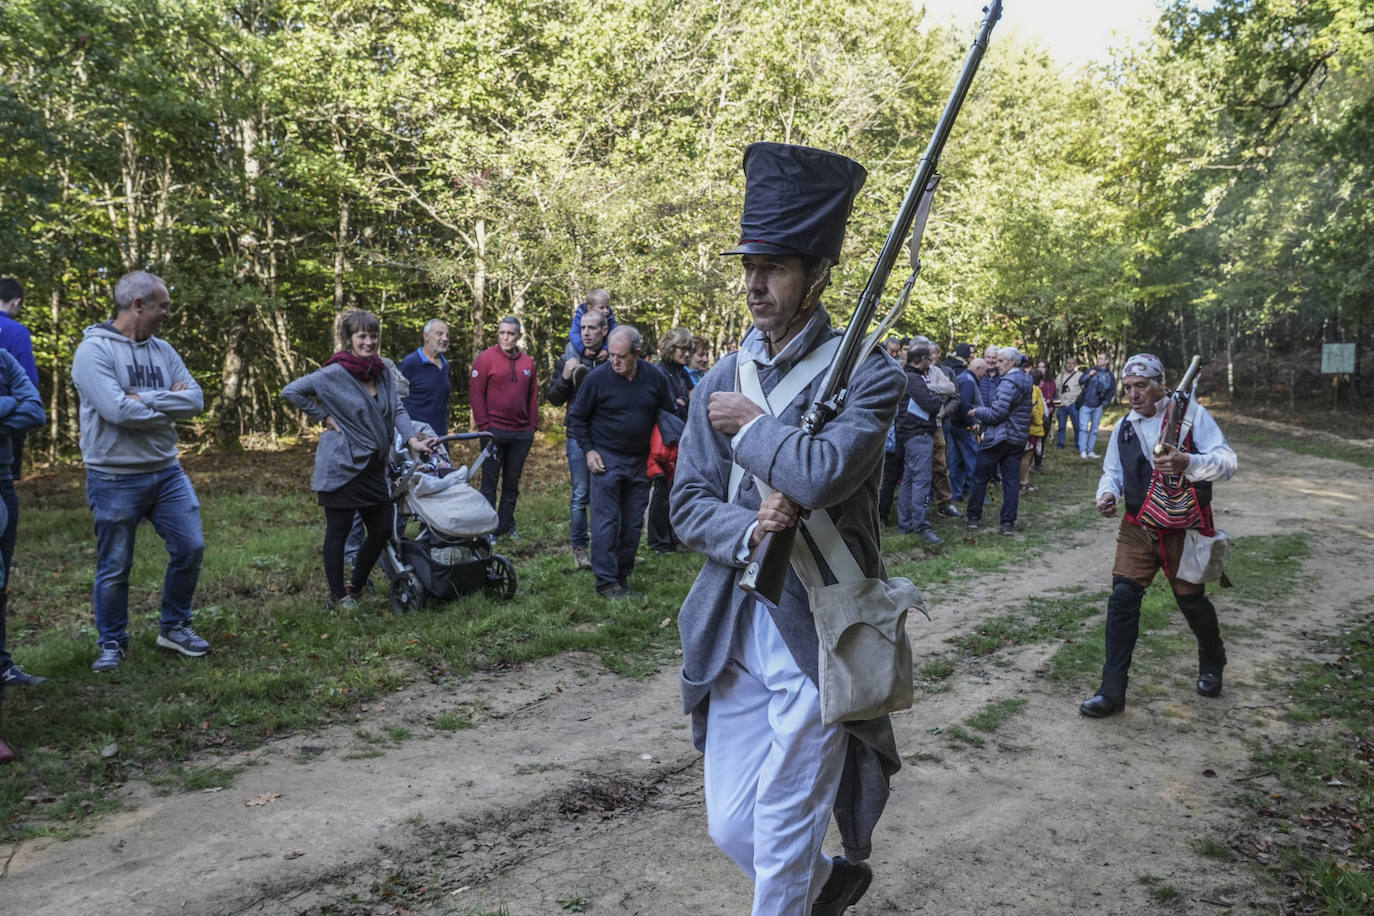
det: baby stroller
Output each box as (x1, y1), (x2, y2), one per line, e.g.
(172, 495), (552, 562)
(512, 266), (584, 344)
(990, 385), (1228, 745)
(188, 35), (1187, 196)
(378, 432), (517, 613)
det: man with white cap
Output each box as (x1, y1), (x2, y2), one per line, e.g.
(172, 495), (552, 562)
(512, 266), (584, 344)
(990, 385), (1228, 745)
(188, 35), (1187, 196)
(1079, 353), (1237, 718)
(671, 142), (903, 915)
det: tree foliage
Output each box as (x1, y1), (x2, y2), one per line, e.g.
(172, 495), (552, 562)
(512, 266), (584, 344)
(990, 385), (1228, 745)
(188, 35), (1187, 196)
(1, 0), (1369, 457)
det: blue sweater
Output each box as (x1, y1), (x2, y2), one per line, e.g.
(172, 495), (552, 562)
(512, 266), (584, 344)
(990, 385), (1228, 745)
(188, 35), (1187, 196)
(0, 314), (39, 390)
(569, 302), (619, 353)
(399, 349), (451, 436)
(954, 368), (984, 429)
(567, 360), (673, 458)
(0, 349), (45, 482)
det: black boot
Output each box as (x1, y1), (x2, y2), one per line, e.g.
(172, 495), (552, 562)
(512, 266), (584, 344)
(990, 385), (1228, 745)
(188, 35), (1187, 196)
(1093, 577), (1147, 706)
(1176, 591), (1226, 697)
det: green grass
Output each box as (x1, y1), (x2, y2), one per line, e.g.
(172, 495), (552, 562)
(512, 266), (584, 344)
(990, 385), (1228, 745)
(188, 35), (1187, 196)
(1227, 427), (1374, 469)
(0, 444), (695, 836)
(1042, 533), (1310, 692)
(965, 697), (1027, 733)
(430, 713), (475, 731)
(1232, 599), (1374, 912)
(1192, 837), (1232, 860)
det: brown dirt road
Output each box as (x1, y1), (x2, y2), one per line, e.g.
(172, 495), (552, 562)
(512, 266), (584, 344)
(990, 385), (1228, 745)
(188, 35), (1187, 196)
(3, 421), (1371, 915)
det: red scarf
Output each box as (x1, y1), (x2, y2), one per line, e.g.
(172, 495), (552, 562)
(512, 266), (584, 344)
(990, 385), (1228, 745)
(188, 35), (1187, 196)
(325, 350), (384, 382)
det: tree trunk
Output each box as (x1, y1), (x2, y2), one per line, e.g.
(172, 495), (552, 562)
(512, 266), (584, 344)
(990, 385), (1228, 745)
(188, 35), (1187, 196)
(215, 312), (252, 450)
(47, 287), (61, 463)
(471, 216), (487, 360)
(1225, 308), (1235, 399)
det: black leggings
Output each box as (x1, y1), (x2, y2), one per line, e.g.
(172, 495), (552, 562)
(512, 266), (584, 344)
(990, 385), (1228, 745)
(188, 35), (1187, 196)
(323, 505), (392, 599)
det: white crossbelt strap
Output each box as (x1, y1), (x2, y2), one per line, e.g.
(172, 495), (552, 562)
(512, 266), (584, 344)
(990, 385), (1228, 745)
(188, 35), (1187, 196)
(730, 337), (867, 588)
(727, 336), (841, 505)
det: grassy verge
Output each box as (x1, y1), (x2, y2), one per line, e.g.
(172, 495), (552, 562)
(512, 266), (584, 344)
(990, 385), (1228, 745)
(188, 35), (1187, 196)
(0, 442), (698, 837)
(1225, 426), (1374, 469)
(1236, 603), (1374, 912)
(2, 433), (1107, 838)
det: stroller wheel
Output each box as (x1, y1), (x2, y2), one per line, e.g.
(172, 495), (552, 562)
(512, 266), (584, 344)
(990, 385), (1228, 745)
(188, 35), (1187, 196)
(485, 555), (517, 600)
(390, 572), (427, 614)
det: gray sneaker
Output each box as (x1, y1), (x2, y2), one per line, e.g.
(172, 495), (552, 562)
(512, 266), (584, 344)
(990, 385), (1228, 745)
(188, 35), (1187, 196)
(91, 641), (126, 672)
(157, 624), (211, 657)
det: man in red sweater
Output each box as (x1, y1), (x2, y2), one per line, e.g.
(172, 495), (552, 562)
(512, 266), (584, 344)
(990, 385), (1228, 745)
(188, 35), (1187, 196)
(470, 316), (539, 538)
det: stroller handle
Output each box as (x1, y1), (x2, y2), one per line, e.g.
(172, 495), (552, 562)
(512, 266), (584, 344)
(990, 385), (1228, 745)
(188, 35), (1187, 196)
(434, 432), (492, 445)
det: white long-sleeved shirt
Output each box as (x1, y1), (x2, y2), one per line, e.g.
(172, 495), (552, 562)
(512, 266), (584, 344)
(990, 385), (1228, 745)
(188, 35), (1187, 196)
(1096, 397), (1237, 503)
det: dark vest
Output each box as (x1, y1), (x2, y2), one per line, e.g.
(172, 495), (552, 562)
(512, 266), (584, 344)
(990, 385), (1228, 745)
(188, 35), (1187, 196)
(1119, 418), (1211, 517)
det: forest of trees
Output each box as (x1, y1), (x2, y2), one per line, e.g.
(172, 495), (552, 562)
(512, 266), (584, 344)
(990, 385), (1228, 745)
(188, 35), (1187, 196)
(1, 0), (1370, 457)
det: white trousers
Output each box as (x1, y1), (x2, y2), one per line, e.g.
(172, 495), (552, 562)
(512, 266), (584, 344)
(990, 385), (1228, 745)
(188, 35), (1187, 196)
(705, 600), (849, 915)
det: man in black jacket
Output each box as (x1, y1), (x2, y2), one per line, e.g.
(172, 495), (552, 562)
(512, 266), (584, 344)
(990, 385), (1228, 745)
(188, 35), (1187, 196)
(895, 343), (944, 544)
(546, 310), (609, 569)
(566, 326), (674, 598)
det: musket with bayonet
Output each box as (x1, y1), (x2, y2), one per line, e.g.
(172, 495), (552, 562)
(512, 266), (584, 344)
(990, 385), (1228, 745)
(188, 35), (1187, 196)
(739, 0), (1004, 607)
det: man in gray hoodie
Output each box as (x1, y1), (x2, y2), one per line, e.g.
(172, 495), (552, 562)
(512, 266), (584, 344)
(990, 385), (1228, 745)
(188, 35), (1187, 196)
(71, 271), (209, 672)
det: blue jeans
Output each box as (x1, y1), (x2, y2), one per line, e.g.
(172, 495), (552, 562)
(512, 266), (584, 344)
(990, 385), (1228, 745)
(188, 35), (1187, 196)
(567, 437), (591, 549)
(897, 434), (934, 534)
(85, 465), (204, 647)
(588, 451), (651, 590)
(1055, 404), (1078, 448)
(1078, 405), (1104, 454)
(945, 425), (978, 501)
(967, 441), (1023, 526)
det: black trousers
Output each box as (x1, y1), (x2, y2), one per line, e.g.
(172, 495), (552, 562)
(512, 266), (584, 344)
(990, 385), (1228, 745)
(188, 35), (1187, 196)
(877, 448), (903, 524)
(323, 504), (391, 599)
(646, 475), (678, 551)
(1099, 577), (1226, 701)
(479, 430), (534, 536)
(589, 452), (651, 591)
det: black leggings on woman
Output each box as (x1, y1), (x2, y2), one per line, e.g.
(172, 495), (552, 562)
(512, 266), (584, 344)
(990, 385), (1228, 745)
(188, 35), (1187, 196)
(322, 504), (392, 599)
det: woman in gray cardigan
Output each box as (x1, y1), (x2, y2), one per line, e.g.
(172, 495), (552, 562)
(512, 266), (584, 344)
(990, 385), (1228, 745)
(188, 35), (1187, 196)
(282, 310), (432, 608)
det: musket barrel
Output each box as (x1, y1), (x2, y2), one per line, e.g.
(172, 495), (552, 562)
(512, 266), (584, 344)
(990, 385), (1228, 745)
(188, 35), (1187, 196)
(741, 1), (1004, 607)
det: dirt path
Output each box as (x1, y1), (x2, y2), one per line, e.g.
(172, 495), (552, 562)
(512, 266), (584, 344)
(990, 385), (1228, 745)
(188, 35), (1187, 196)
(3, 430), (1371, 915)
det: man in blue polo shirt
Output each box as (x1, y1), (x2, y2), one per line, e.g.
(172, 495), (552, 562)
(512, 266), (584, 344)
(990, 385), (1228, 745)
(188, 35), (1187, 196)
(400, 318), (452, 436)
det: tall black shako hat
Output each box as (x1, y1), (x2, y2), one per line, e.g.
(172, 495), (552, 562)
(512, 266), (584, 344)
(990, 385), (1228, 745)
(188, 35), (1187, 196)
(722, 142), (867, 264)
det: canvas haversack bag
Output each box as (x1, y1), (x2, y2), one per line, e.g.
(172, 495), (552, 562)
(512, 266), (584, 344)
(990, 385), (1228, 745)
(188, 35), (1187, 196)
(790, 507), (924, 725)
(732, 350), (923, 725)
(1176, 528), (1232, 585)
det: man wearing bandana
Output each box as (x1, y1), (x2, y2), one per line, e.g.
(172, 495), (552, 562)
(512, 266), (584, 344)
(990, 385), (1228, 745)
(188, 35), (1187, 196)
(1080, 353), (1238, 718)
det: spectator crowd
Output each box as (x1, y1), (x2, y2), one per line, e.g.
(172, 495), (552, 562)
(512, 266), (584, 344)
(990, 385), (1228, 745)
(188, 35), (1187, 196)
(0, 268), (1130, 761)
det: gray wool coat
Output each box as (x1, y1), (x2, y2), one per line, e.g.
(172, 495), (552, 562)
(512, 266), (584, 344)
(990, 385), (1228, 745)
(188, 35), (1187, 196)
(282, 363), (417, 493)
(669, 307), (905, 863)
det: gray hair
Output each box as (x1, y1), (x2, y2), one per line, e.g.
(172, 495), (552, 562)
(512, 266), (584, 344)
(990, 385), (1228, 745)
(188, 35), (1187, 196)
(659, 326), (693, 359)
(422, 317), (447, 335)
(999, 346), (1023, 364)
(907, 343), (932, 365)
(609, 324), (641, 353)
(580, 309), (608, 329)
(498, 315), (522, 334)
(114, 271), (165, 312)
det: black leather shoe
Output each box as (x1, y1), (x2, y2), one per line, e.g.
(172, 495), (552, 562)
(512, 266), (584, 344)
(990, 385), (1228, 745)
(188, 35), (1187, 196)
(812, 856), (872, 916)
(1079, 694), (1124, 718)
(1197, 671), (1223, 697)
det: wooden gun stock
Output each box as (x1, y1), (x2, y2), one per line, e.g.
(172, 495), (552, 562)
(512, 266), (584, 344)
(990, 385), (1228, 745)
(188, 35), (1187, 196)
(738, 526), (798, 608)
